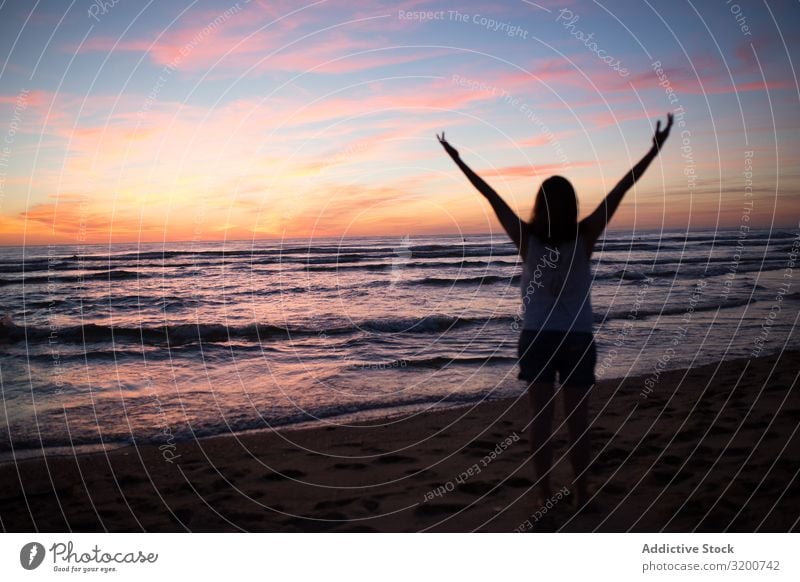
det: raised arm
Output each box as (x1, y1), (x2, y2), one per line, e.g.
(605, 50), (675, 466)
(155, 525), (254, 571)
(437, 133), (529, 258)
(581, 113), (673, 253)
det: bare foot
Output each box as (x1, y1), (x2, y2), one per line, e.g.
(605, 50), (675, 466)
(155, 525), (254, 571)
(573, 494), (603, 514)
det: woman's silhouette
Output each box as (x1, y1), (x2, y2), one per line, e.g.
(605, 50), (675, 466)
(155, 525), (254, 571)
(437, 114), (673, 508)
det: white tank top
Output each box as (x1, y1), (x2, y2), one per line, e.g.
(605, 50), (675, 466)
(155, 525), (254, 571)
(520, 234), (594, 333)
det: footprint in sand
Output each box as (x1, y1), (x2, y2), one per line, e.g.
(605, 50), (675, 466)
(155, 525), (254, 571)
(594, 448), (628, 467)
(679, 496), (707, 514)
(118, 474), (147, 486)
(740, 419), (768, 432)
(169, 482), (194, 494)
(592, 428), (614, 438)
(341, 525), (379, 532)
(70, 517), (102, 531)
(463, 440), (496, 457)
(650, 467), (693, 485)
(466, 439), (496, 449)
(264, 469), (306, 481)
(330, 462), (368, 470)
(415, 502), (465, 517)
(457, 481), (497, 495)
(210, 478), (230, 492)
(281, 514), (344, 532)
(361, 499), (380, 512)
(173, 508), (193, 524)
(314, 498), (357, 510)
(374, 454), (416, 465)
(600, 482), (626, 495)
(709, 424), (734, 437)
(243, 489), (270, 500)
(130, 499), (160, 512)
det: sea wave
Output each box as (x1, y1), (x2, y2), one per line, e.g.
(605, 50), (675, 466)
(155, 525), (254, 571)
(304, 258), (519, 272)
(0, 269), (146, 287)
(0, 314), (512, 345)
(416, 274), (521, 286)
(347, 355), (517, 370)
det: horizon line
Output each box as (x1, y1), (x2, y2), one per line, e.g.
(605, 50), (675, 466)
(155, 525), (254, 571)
(1, 225), (796, 249)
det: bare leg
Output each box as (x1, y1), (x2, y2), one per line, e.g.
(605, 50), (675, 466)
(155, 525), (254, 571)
(528, 382), (555, 500)
(563, 385), (592, 504)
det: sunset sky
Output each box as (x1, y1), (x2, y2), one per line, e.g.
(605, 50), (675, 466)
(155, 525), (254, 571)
(0, 0), (798, 245)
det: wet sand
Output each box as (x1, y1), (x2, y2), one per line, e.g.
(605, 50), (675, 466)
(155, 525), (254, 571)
(1, 349), (798, 532)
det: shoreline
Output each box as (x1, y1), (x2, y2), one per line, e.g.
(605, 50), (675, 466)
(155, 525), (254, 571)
(0, 393), (521, 466)
(2, 341), (791, 466)
(1, 348), (798, 532)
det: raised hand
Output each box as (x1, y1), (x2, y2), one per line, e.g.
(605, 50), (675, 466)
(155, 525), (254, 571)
(435, 132), (528, 258)
(652, 113), (674, 151)
(583, 112), (675, 250)
(437, 132), (459, 159)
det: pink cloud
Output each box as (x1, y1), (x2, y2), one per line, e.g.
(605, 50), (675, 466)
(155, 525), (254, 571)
(482, 161), (596, 178)
(70, 3), (437, 76)
(0, 89), (50, 108)
(587, 107), (667, 129)
(516, 131), (574, 148)
(622, 53), (793, 98)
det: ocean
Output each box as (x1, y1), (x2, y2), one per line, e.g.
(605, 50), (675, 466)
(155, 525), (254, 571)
(1, 228), (798, 461)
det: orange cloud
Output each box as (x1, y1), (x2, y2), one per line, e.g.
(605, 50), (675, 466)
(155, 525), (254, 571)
(482, 161), (597, 178)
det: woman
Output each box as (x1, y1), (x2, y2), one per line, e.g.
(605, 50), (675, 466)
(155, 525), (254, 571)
(437, 114), (673, 508)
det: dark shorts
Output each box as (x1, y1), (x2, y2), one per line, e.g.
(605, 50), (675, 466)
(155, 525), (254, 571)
(517, 329), (596, 387)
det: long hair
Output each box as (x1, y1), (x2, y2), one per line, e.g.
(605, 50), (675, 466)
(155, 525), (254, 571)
(529, 176), (579, 245)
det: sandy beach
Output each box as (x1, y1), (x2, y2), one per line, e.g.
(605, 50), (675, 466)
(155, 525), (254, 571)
(1, 349), (797, 533)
